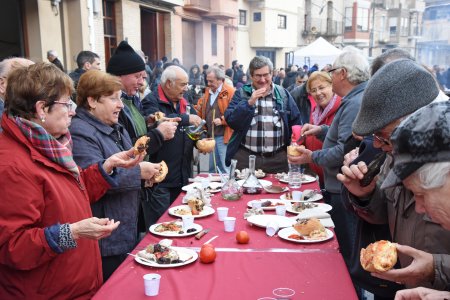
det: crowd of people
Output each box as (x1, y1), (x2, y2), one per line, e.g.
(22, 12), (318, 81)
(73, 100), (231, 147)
(0, 41), (449, 300)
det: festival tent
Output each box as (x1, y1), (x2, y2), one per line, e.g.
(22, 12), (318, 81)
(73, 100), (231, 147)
(293, 37), (342, 70)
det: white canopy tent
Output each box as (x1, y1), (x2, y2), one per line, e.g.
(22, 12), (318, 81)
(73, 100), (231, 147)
(293, 37), (342, 70)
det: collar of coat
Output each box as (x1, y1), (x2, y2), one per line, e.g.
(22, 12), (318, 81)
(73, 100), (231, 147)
(157, 85), (188, 114)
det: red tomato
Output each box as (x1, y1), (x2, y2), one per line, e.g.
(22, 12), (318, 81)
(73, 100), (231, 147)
(236, 231), (250, 244)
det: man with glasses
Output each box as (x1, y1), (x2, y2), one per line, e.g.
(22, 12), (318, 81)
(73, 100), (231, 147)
(338, 59), (450, 292)
(224, 56), (301, 173)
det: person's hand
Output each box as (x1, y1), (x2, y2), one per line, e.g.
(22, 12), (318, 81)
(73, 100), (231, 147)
(287, 146), (313, 164)
(189, 114), (202, 127)
(70, 217), (120, 240)
(213, 118), (222, 126)
(103, 148), (144, 174)
(156, 121), (178, 140)
(395, 287), (450, 300)
(372, 244), (435, 287)
(248, 87), (267, 106)
(343, 148), (359, 167)
(336, 161), (376, 197)
(139, 162), (161, 180)
(301, 123), (322, 137)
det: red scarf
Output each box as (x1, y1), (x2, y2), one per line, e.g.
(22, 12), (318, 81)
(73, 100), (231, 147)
(157, 85), (188, 114)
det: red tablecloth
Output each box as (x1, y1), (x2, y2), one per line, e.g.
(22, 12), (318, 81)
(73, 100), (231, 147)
(93, 175), (357, 300)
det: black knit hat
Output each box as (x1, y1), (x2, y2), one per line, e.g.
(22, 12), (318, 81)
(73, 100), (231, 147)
(381, 101), (450, 189)
(352, 59), (439, 136)
(106, 41), (145, 76)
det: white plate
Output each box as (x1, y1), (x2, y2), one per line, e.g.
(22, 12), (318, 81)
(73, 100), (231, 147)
(135, 247), (198, 268)
(278, 227), (334, 243)
(247, 214), (296, 228)
(247, 199), (287, 211)
(280, 190), (323, 202)
(149, 221), (203, 237)
(181, 182), (223, 193)
(286, 203), (332, 215)
(237, 179), (272, 188)
(279, 174), (317, 184)
(168, 205), (215, 218)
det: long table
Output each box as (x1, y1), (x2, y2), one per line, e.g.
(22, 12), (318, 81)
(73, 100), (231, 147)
(93, 175), (357, 300)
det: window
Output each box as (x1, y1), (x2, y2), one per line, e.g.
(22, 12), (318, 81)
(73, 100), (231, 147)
(103, 0), (117, 64)
(344, 7), (353, 32)
(389, 17), (397, 36)
(211, 23), (217, 56)
(277, 15), (286, 29)
(239, 10), (247, 25)
(357, 7), (369, 32)
(253, 12), (261, 22)
(400, 17), (408, 36)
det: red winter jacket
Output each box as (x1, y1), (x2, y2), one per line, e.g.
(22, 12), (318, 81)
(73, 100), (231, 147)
(0, 115), (110, 300)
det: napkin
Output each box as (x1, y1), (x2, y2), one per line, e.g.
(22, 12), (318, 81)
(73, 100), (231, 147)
(319, 218), (335, 228)
(297, 209), (330, 220)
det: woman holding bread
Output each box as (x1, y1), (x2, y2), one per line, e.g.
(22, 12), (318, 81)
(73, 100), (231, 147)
(0, 63), (143, 299)
(70, 70), (161, 280)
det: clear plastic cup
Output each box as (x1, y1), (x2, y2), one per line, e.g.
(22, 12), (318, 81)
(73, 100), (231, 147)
(217, 207), (229, 221)
(143, 273), (161, 296)
(223, 217), (236, 232)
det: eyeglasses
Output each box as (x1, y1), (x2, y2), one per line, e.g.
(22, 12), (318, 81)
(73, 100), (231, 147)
(372, 133), (391, 146)
(328, 67), (343, 75)
(253, 73), (271, 80)
(53, 99), (75, 111)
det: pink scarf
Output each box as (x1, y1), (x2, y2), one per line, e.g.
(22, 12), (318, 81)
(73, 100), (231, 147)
(311, 94), (338, 125)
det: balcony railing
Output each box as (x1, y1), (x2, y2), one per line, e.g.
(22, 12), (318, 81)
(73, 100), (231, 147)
(303, 19), (343, 37)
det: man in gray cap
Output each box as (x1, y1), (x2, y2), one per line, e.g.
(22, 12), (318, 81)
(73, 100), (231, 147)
(337, 59), (450, 289)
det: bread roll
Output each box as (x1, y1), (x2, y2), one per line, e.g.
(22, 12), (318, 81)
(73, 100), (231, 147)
(293, 218), (325, 236)
(360, 240), (397, 273)
(187, 198), (204, 215)
(196, 138), (215, 153)
(134, 136), (150, 155)
(153, 161), (168, 183)
(287, 145), (305, 156)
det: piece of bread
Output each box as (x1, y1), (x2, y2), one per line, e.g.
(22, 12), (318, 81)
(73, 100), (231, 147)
(134, 136), (150, 156)
(154, 111), (166, 122)
(187, 198), (204, 215)
(287, 145), (305, 156)
(153, 161), (168, 183)
(196, 138), (216, 153)
(360, 240), (397, 273)
(293, 218), (325, 236)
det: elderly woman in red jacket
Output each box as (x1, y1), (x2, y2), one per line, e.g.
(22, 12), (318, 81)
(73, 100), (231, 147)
(0, 62), (143, 299)
(303, 71), (341, 185)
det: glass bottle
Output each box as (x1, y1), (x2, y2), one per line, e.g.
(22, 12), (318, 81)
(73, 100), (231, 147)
(242, 155), (263, 194)
(221, 159), (243, 201)
(186, 119), (206, 141)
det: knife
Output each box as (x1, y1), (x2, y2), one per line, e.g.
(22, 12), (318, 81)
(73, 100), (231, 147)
(195, 229), (210, 240)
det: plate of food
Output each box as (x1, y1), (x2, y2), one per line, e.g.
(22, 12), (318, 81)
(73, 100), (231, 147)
(235, 168), (266, 179)
(168, 204), (215, 218)
(136, 240), (198, 268)
(149, 221), (203, 237)
(277, 173), (317, 184)
(237, 179), (272, 188)
(278, 226), (334, 243)
(286, 202), (332, 215)
(181, 182), (223, 193)
(247, 199), (287, 210)
(246, 214), (296, 229)
(280, 190), (323, 202)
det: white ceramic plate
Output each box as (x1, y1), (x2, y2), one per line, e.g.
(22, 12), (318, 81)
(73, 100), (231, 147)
(149, 221), (203, 237)
(237, 179), (272, 188)
(181, 182), (223, 193)
(135, 247), (198, 268)
(247, 214), (296, 228)
(279, 174), (317, 184)
(278, 227), (334, 243)
(280, 190), (323, 202)
(247, 199), (287, 211)
(168, 205), (215, 218)
(286, 203), (332, 215)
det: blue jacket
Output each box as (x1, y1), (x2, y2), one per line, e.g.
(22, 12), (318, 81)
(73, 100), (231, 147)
(224, 83), (301, 166)
(70, 108), (142, 257)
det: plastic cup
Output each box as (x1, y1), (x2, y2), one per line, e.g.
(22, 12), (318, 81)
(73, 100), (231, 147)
(223, 217), (236, 232)
(143, 273), (161, 296)
(182, 215), (194, 230)
(251, 201), (262, 209)
(266, 221), (279, 236)
(275, 204), (286, 216)
(292, 191), (302, 201)
(217, 207), (229, 221)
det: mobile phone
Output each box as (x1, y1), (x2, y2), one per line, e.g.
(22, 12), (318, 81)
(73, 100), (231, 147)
(359, 152), (386, 187)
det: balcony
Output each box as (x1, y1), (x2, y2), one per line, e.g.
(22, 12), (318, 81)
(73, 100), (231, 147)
(302, 18), (343, 38)
(183, 0), (210, 13)
(206, 0), (238, 19)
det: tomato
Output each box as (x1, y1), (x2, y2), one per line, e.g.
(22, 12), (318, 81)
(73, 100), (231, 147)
(236, 231), (250, 244)
(199, 245), (216, 263)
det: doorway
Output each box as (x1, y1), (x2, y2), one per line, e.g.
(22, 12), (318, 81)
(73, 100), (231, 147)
(141, 8), (166, 68)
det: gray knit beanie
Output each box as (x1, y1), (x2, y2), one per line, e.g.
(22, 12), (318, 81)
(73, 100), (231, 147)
(352, 59), (439, 136)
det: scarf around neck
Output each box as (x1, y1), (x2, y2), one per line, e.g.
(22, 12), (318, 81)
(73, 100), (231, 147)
(311, 94), (338, 125)
(13, 116), (80, 178)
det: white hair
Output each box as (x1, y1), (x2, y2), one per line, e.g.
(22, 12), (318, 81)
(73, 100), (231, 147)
(161, 65), (187, 85)
(333, 46), (370, 84)
(413, 162), (450, 189)
(47, 50), (58, 57)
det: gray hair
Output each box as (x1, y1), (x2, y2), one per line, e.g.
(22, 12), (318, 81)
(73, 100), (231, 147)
(413, 162), (450, 189)
(206, 66), (225, 81)
(249, 56), (273, 76)
(161, 65), (187, 85)
(47, 50), (58, 57)
(371, 48), (414, 76)
(0, 57), (34, 78)
(333, 46), (370, 84)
